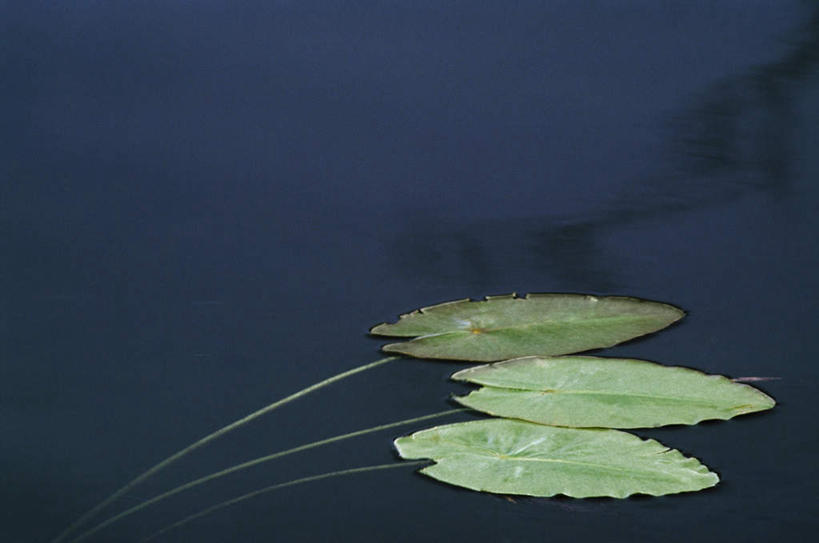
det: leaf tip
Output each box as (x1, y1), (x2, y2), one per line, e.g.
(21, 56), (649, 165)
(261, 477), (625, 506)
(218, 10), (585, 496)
(381, 342), (409, 355)
(369, 322), (389, 335)
(449, 393), (472, 408)
(449, 367), (473, 382)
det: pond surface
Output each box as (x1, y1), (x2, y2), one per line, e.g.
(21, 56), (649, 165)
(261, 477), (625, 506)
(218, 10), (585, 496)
(2, 2), (817, 542)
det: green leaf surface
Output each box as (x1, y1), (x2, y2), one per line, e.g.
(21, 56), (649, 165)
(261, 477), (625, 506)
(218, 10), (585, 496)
(394, 419), (719, 498)
(451, 356), (775, 428)
(370, 293), (684, 361)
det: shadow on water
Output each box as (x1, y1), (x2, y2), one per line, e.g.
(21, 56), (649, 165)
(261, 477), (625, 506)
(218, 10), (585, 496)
(390, 7), (819, 291)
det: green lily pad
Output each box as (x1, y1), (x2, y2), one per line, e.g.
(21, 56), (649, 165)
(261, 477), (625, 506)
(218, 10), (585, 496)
(370, 293), (684, 361)
(394, 419), (719, 498)
(452, 356), (776, 428)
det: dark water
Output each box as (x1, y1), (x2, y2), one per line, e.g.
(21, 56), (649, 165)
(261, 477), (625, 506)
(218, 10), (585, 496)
(2, 2), (818, 542)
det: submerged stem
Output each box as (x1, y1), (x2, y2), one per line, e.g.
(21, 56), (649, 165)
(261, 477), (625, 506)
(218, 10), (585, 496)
(69, 407), (465, 542)
(53, 356), (398, 543)
(141, 461), (428, 542)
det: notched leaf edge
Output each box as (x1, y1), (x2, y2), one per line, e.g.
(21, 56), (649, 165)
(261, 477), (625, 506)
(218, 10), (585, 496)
(369, 292), (686, 337)
(394, 423), (720, 499)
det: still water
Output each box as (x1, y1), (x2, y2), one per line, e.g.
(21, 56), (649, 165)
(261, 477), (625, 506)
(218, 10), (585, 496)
(2, 2), (817, 542)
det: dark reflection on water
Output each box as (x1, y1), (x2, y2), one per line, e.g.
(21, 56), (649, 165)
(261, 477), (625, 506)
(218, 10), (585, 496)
(391, 6), (819, 291)
(665, 6), (818, 194)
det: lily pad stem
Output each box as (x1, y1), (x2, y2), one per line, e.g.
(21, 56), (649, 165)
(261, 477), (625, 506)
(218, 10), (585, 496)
(141, 461), (428, 542)
(52, 356), (398, 543)
(69, 407), (464, 542)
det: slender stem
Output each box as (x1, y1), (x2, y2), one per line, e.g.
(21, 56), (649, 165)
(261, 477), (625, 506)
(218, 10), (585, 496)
(141, 461), (428, 542)
(52, 356), (398, 543)
(68, 408), (465, 543)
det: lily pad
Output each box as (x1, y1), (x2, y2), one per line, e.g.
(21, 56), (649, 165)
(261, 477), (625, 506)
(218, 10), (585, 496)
(452, 356), (775, 428)
(394, 419), (719, 498)
(370, 293), (684, 361)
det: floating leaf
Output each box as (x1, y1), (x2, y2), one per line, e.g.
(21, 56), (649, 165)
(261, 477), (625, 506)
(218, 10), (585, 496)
(394, 419), (719, 498)
(452, 356), (775, 428)
(370, 293), (684, 361)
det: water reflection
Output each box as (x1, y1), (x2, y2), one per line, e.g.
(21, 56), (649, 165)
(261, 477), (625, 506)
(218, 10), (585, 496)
(666, 6), (819, 195)
(391, 6), (819, 291)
